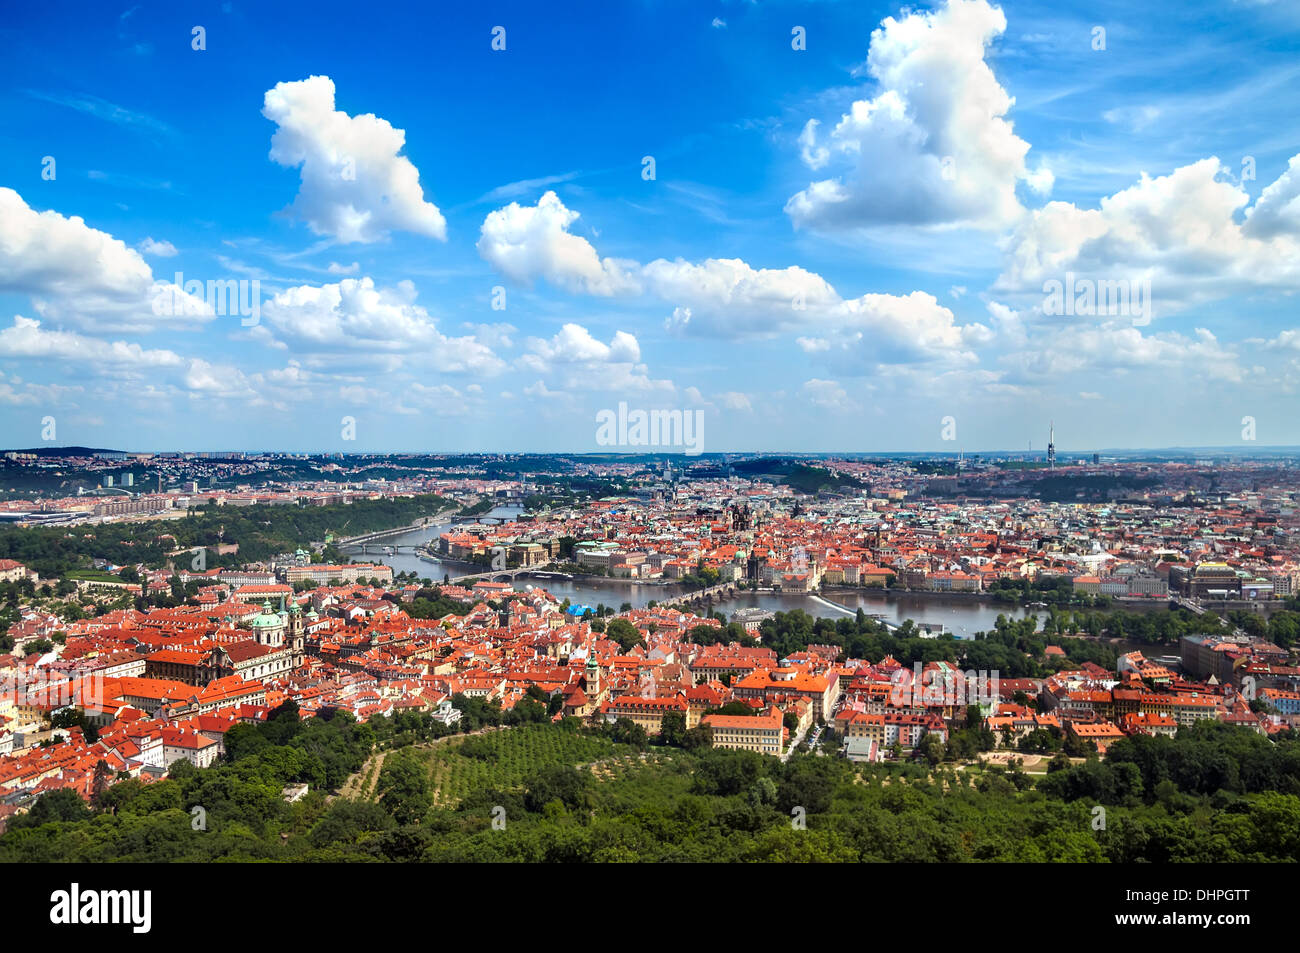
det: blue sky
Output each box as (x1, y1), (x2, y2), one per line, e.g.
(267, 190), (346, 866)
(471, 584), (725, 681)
(2, 0), (1300, 454)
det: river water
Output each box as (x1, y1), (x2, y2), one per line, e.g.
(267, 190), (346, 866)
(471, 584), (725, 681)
(342, 504), (1037, 638)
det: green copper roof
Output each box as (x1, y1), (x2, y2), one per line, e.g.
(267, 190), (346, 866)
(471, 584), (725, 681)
(250, 600), (282, 628)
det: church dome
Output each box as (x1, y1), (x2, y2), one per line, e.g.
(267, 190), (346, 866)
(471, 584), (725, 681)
(250, 600), (283, 629)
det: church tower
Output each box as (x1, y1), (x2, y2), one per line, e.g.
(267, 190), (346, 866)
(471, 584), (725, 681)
(286, 601), (306, 663)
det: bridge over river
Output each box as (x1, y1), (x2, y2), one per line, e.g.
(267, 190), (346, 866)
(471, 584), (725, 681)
(657, 582), (741, 610)
(444, 563), (572, 586)
(352, 543), (424, 555)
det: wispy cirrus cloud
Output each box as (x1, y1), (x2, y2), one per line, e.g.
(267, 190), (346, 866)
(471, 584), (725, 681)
(26, 90), (174, 138)
(476, 171), (587, 205)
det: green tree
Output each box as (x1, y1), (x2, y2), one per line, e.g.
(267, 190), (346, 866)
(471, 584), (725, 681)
(376, 750), (433, 826)
(659, 711), (687, 747)
(916, 732), (945, 767)
(603, 618), (643, 652)
(15, 788), (91, 827)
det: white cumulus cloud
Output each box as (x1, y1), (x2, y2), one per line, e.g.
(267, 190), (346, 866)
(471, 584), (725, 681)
(263, 75), (447, 244)
(477, 191), (640, 295)
(138, 237), (177, 257)
(261, 276), (504, 373)
(0, 188), (209, 332)
(479, 191), (987, 367)
(523, 323), (641, 364)
(784, 0), (1050, 232)
(996, 154), (1300, 315)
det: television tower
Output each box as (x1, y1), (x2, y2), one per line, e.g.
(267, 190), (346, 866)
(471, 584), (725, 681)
(1047, 422), (1057, 469)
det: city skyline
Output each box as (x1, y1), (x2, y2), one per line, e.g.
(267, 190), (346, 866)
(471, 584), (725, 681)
(3, 0), (1300, 453)
(14, 443), (1300, 456)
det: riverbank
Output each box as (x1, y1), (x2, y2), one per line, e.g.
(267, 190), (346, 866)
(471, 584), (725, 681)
(822, 585), (1007, 603)
(556, 572), (684, 587)
(821, 585), (1180, 615)
(336, 506), (457, 547)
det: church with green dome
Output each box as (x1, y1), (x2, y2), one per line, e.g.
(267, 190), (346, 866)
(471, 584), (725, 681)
(242, 597), (306, 661)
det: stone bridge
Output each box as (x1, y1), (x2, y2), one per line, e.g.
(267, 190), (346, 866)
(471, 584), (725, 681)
(446, 561), (556, 585)
(659, 582), (740, 610)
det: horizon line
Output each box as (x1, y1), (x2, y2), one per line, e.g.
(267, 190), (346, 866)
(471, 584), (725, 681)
(7, 445), (1300, 458)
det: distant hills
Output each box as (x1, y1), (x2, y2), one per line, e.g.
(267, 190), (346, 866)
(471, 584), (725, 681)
(3, 447), (120, 457)
(3, 445), (1300, 460)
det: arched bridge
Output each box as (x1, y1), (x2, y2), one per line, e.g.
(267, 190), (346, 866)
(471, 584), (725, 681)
(659, 582), (740, 610)
(445, 561), (558, 585)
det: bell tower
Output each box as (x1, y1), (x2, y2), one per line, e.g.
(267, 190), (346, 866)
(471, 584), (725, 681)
(286, 601), (305, 661)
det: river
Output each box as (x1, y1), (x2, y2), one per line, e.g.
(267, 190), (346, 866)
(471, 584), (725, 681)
(342, 504), (1039, 638)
